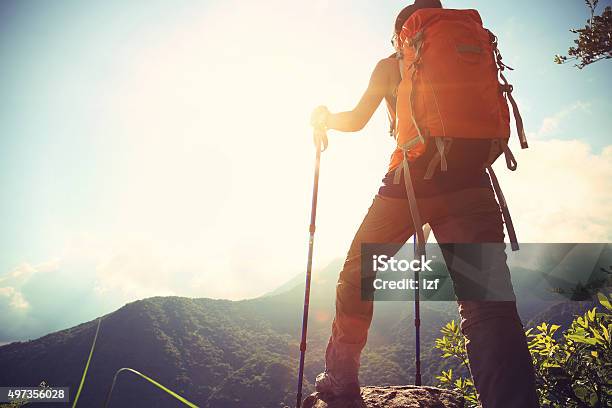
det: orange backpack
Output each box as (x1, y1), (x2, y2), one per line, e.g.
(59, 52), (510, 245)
(391, 8), (527, 252)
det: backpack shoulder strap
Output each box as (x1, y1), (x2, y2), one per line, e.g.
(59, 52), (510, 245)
(388, 53), (403, 138)
(488, 29), (529, 150)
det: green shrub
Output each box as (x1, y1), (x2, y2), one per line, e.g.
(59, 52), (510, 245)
(434, 292), (612, 408)
(0, 401), (28, 408)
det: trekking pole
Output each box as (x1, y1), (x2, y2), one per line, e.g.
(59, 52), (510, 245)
(295, 128), (325, 408)
(413, 234), (422, 386)
(412, 224), (430, 387)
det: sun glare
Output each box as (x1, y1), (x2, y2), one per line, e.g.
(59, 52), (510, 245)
(85, 1), (376, 299)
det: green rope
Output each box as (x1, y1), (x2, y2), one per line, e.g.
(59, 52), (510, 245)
(103, 367), (199, 408)
(72, 317), (102, 408)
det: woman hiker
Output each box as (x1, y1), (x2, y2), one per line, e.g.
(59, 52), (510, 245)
(309, 1), (539, 407)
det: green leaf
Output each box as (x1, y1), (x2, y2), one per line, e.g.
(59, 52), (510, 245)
(597, 292), (612, 310)
(73, 318), (102, 408)
(590, 328), (604, 342)
(589, 392), (599, 407)
(566, 334), (598, 345)
(549, 324), (561, 336)
(587, 308), (596, 321)
(573, 384), (589, 401)
(106, 368), (199, 408)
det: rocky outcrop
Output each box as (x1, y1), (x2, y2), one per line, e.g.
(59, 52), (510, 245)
(302, 386), (464, 408)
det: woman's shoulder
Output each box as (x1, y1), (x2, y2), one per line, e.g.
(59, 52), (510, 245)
(385, 52), (399, 60)
(380, 53), (399, 65)
(374, 54), (399, 74)
(375, 55), (401, 90)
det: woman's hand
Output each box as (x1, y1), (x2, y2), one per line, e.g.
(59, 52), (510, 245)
(310, 105), (330, 130)
(311, 106), (330, 151)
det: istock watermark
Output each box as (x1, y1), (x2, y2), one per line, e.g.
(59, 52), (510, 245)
(361, 243), (454, 301)
(373, 277), (441, 290)
(370, 253), (442, 292)
(360, 243), (612, 301)
(372, 254), (433, 272)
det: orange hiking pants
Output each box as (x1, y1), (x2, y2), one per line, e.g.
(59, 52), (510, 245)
(325, 186), (539, 408)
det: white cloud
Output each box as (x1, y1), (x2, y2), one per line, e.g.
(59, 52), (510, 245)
(0, 263), (35, 284)
(529, 101), (591, 138)
(497, 139), (612, 243)
(0, 287), (29, 310)
(315, 0), (329, 11)
(0, 259), (61, 285)
(93, 244), (177, 300)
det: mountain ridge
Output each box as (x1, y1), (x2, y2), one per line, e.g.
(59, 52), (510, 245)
(1, 250), (608, 407)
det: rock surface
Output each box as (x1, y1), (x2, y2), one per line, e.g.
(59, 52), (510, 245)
(302, 386), (464, 408)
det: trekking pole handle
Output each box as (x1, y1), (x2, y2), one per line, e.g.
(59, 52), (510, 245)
(313, 127), (328, 152)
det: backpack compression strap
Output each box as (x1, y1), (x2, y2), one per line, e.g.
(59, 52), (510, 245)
(487, 166), (519, 251)
(488, 29), (528, 150)
(424, 137), (453, 180)
(393, 155), (426, 257)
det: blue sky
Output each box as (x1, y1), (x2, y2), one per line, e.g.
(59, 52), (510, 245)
(1, 0), (611, 343)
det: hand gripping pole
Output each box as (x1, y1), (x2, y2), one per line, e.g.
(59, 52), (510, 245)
(295, 130), (324, 408)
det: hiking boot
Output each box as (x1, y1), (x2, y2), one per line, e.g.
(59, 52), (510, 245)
(315, 370), (361, 398)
